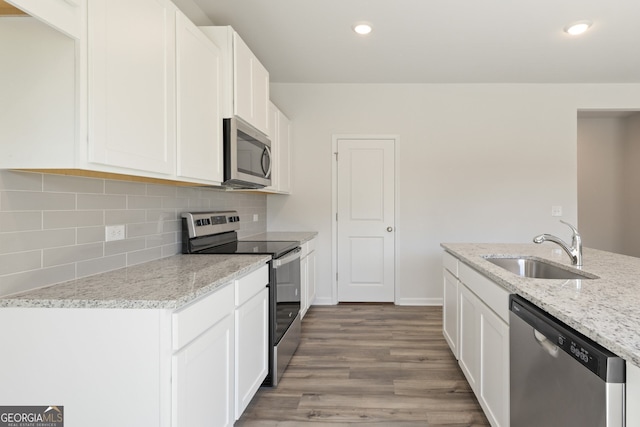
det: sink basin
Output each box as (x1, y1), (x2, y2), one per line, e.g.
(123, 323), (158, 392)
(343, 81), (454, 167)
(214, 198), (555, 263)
(484, 257), (596, 280)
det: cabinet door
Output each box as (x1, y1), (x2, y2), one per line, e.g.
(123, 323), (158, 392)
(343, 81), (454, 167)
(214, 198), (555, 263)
(251, 57), (269, 135)
(308, 248), (316, 307)
(6, 0), (84, 39)
(233, 32), (253, 125)
(88, 0), (175, 177)
(232, 32), (269, 135)
(458, 284), (480, 394)
(175, 10), (223, 184)
(300, 254), (309, 318)
(235, 287), (269, 419)
(276, 109), (291, 193)
(479, 303), (509, 427)
(262, 102), (279, 192)
(443, 269), (459, 359)
(173, 313), (234, 427)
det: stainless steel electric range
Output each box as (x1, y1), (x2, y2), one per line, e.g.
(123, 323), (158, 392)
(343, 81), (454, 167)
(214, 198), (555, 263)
(181, 211), (301, 387)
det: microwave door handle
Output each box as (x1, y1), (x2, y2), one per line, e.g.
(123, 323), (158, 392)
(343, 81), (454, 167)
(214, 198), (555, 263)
(262, 146), (272, 178)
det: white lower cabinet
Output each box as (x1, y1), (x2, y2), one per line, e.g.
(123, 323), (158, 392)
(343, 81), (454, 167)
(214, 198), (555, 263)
(458, 283), (481, 393)
(443, 268), (459, 359)
(0, 264), (269, 426)
(478, 300), (510, 427)
(173, 311), (234, 427)
(628, 362), (640, 426)
(234, 265), (269, 419)
(300, 237), (317, 318)
(443, 252), (510, 427)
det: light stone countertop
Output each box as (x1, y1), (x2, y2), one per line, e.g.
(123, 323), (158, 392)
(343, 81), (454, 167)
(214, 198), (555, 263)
(441, 243), (640, 368)
(243, 231), (317, 244)
(0, 254), (271, 310)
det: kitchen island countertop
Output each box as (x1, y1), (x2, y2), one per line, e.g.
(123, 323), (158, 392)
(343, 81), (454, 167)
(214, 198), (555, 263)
(0, 254), (271, 310)
(442, 243), (640, 368)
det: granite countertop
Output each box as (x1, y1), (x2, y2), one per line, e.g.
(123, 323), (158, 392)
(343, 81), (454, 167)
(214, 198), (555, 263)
(441, 243), (640, 368)
(0, 254), (271, 310)
(243, 231), (317, 244)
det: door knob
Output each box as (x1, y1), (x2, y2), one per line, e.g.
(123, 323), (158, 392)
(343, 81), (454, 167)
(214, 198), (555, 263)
(387, 227), (393, 232)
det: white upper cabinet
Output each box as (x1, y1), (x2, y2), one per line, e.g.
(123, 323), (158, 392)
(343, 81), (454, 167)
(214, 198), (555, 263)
(6, 0), (84, 39)
(175, 10), (223, 184)
(0, 0), (225, 185)
(265, 102), (292, 194)
(200, 26), (270, 136)
(88, 0), (176, 177)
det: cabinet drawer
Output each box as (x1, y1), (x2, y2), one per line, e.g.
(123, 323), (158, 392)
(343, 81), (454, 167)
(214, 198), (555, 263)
(458, 262), (510, 323)
(173, 283), (234, 351)
(236, 264), (269, 307)
(443, 251), (459, 277)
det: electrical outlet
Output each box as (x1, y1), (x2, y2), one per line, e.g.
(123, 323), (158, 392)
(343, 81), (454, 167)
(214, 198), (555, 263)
(551, 206), (563, 217)
(253, 214), (259, 222)
(105, 225), (125, 242)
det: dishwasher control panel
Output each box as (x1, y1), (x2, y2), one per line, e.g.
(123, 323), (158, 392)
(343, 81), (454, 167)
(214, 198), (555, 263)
(510, 295), (625, 383)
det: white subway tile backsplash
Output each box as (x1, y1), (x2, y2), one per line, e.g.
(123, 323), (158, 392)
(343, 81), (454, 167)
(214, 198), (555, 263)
(76, 226), (105, 244)
(77, 254), (126, 279)
(127, 195), (162, 209)
(105, 179), (146, 195)
(0, 251), (41, 275)
(43, 174), (104, 193)
(0, 211), (42, 232)
(44, 210), (104, 229)
(43, 243), (104, 267)
(0, 170), (42, 191)
(146, 232), (176, 248)
(127, 247), (162, 266)
(127, 222), (160, 238)
(0, 229), (75, 254)
(104, 237), (146, 256)
(162, 242), (181, 257)
(77, 194), (127, 210)
(147, 184), (178, 197)
(0, 171), (267, 297)
(1, 191), (76, 211)
(105, 210), (147, 225)
(0, 264), (75, 297)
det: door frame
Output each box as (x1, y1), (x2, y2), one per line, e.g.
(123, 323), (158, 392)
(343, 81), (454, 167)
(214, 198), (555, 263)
(331, 134), (400, 305)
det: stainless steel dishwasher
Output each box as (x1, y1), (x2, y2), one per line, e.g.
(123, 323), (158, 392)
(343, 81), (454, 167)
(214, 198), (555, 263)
(510, 295), (625, 426)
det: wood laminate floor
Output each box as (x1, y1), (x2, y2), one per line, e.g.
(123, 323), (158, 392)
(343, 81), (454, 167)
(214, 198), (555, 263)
(236, 304), (490, 426)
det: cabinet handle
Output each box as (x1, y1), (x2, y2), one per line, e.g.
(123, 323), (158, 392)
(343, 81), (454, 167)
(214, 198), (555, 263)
(387, 227), (393, 232)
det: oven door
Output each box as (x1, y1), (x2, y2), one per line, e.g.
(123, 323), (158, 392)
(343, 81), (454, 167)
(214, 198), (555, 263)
(272, 247), (301, 345)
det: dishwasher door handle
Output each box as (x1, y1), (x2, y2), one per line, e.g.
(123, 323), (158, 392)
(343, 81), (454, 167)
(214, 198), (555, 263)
(533, 329), (559, 358)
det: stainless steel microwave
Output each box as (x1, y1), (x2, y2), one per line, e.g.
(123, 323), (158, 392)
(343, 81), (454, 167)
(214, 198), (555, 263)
(222, 117), (272, 189)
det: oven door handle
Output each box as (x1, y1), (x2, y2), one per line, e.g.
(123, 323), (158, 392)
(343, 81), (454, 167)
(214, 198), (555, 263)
(273, 247), (301, 268)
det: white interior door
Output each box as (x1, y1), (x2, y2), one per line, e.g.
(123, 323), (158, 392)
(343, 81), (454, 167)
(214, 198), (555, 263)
(337, 138), (395, 302)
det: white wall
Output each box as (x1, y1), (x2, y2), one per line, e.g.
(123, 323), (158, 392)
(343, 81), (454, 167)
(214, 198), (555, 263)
(622, 114), (640, 256)
(577, 117), (626, 252)
(267, 83), (640, 305)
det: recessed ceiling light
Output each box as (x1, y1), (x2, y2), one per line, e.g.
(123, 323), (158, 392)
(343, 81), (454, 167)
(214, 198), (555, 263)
(564, 20), (592, 35)
(353, 23), (372, 35)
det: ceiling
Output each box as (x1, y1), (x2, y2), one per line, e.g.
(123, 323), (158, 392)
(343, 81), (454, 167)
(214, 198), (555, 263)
(192, 0), (640, 84)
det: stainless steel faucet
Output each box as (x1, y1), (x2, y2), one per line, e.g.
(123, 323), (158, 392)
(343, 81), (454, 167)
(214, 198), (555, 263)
(533, 220), (583, 267)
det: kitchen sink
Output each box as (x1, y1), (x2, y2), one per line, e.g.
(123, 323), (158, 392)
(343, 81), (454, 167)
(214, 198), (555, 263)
(484, 257), (596, 280)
